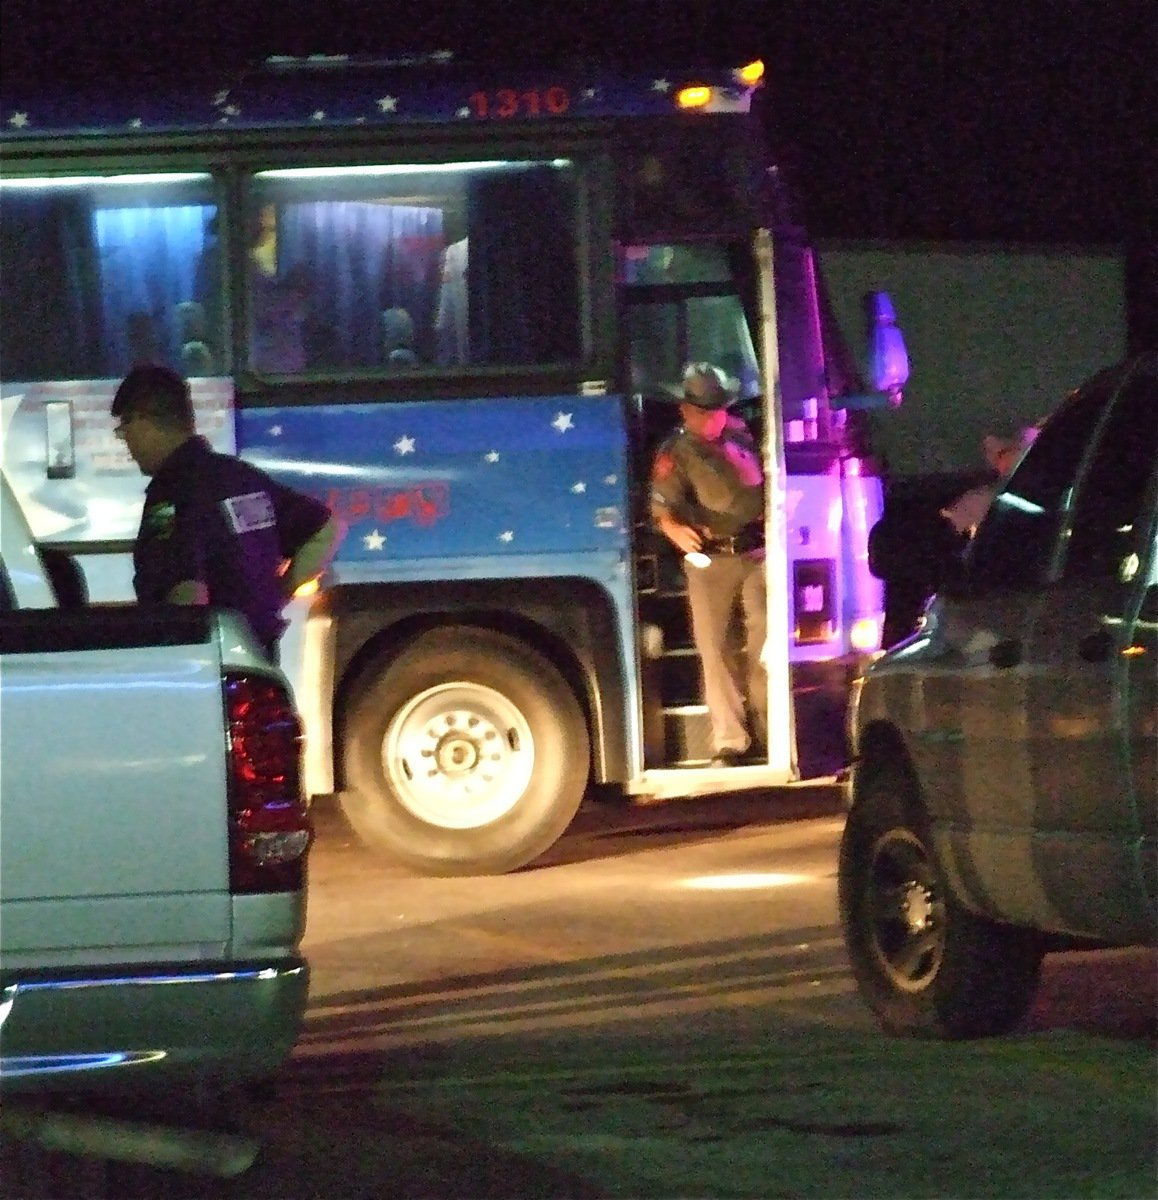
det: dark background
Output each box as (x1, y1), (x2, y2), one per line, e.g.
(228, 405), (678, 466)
(2, 0), (1154, 347)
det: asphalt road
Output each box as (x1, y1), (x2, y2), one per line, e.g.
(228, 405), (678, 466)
(8, 787), (1157, 1198)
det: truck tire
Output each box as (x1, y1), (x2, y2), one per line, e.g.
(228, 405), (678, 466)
(341, 627), (589, 876)
(838, 763), (1043, 1038)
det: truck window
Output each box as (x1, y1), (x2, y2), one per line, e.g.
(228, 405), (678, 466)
(965, 374), (1116, 594)
(1064, 365), (1158, 582)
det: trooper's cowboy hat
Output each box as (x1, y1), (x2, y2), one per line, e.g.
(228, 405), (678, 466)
(658, 362), (739, 410)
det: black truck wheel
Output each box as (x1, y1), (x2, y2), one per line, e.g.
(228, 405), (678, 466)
(340, 628), (589, 876)
(838, 764), (1043, 1038)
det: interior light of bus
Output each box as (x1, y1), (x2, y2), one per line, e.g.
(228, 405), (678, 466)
(736, 60), (765, 86)
(255, 161), (518, 180)
(675, 86), (713, 109)
(849, 617), (881, 653)
(0, 173), (211, 189)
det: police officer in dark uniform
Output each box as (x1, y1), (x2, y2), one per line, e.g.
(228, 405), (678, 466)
(650, 363), (767, 767)
(112, 364), (340, 660)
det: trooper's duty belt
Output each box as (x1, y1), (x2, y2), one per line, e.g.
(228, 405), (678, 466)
(700, 527), (765, 556)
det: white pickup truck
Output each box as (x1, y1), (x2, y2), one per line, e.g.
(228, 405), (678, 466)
(0, 470), (312, 1098)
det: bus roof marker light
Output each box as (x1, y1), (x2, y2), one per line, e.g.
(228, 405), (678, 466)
(736, 61), (766, 86)
(675, 86), (713, 110)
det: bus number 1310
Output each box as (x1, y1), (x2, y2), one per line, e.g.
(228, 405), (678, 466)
(468, 87), (571, 119)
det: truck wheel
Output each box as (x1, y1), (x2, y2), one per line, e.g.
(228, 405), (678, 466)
(341, 628), (589, 875)
(838, 764), (1043, 1038)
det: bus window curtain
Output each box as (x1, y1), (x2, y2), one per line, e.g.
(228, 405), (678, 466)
(466, 168), (580, 366)
(0, 194), (105, 382)
(94, 205), (213, 375)
(277, 202), (443, 368)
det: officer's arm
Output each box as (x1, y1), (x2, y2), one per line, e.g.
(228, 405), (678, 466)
(282, 515), (342, 597)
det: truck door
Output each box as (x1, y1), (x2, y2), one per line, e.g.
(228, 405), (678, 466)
(1021, 359), (1158, 939)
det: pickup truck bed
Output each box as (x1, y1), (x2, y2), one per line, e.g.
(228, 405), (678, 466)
(1, 473), (312, 1095)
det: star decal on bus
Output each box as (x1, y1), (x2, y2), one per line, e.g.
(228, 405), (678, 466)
(129, 119), (143, 129)
(376, 96), (399, 113)
(363, 529), (386, 551)
(311, 110), (326, 122)
(7, 112), (29, 128)
(268, 425), (283, 437)
(552, 412), (574, 433)
(571, 482), (587, 494)
(651, 79), (671, 92)
(484, 450), (500, 463)
(456, 106), (471, 119)
(603, 475), (619, 485)
(393, 435), (416, 455)
(498, 530), (514, 543)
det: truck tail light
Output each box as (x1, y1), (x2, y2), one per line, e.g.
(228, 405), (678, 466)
(224, 674), (312, 894)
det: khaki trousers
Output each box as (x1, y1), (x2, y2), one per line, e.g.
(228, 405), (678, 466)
(683, 552), (768, 754)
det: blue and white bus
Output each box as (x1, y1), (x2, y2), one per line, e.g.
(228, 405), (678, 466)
(0, 53), (900, 874)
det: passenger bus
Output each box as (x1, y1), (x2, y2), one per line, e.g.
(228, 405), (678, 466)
(0, 53), (903, 875)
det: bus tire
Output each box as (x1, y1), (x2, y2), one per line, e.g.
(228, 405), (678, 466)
(838, 763), (1043, 1038)
(340, 627), (590, 876)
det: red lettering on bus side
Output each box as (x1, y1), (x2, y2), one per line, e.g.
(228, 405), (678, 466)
(468, 91), (488, 118)
(545, 86), (570, 114)
(414, 483), (450, 525)
(380, 491), (412, 522)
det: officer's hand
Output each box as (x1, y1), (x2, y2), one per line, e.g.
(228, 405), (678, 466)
(659, 513), (702, 555)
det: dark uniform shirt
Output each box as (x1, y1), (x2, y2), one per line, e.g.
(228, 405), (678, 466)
(134, 436), (331, 650)
(650, 414), (764, 538)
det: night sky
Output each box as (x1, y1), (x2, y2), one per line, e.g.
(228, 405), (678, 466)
(2, 0), (1153, 340)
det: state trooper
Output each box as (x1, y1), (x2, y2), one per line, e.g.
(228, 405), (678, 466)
(650, 362), (767, 767)
(112, 364), (341, 660)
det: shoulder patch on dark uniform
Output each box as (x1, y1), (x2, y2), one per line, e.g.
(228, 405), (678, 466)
(142, 502), (177, 539)
(222, 491), (276, 534)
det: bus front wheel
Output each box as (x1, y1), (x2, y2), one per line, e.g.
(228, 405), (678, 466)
(340, 628), (590, 875)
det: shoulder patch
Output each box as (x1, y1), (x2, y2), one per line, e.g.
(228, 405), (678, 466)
(222, 491), (276, 534)
(142, 501), (177, 539)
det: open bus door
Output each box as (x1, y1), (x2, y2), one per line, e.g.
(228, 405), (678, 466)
(621, 231), (797, 797)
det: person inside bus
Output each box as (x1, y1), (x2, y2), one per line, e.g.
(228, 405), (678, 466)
(382, 306), (418, 367)
(650, 363), (767, 767)
(111, 363), (342, 661)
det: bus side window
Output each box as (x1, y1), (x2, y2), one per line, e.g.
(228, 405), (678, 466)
(247, 158), (583, 376)
(0, 177), (221, 386)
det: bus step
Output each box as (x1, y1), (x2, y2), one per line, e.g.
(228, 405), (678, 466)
(660, 650), (702, 706)
(662, 705), (713, 764)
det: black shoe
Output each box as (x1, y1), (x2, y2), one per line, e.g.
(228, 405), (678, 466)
(710, 749), (745, 768)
